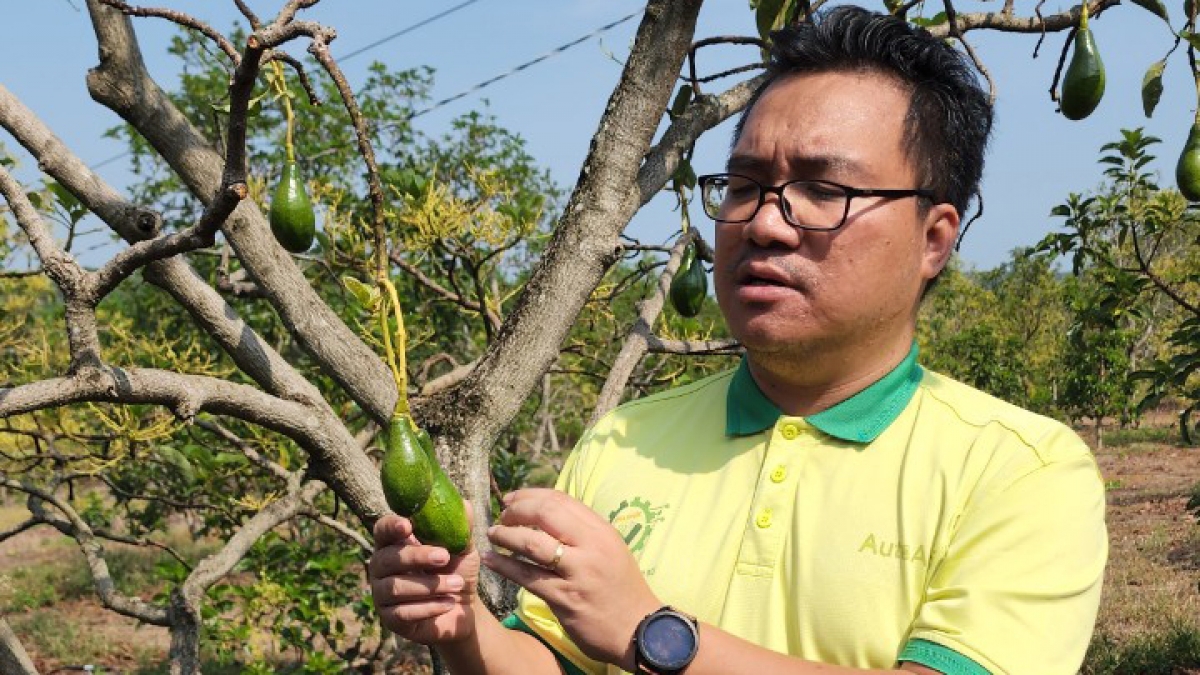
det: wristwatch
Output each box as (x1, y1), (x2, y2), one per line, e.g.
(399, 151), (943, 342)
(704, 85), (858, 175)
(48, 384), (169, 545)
(633, 606), (699, 674)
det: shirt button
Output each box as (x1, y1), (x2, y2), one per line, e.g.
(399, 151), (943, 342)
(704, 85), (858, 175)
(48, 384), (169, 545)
(770, 466), (787, 483)
(755, 509), (773, 529)
(780, 424), (799, 440)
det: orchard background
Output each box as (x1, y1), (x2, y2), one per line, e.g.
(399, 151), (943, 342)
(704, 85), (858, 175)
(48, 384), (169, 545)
(0, 1), (1197, 673)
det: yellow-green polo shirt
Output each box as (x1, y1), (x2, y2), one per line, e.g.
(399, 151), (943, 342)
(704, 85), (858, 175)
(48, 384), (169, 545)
(503, 346), (1107, 675)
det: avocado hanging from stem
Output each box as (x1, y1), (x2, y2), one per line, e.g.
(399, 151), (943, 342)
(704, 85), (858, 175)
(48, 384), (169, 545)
(1059, 3), (1106, 121)
(269, 160), (316, 253)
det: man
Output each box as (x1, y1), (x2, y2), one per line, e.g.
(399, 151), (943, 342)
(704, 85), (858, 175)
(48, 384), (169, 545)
(368, 6), (1108, 675)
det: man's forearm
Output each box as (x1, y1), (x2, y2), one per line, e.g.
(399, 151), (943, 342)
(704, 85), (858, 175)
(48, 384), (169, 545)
(436, 600), (563, 675)
(679, 624), (938, 675)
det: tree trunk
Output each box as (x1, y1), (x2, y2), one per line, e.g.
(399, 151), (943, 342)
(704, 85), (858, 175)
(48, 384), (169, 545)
(0, 619), (39, 675)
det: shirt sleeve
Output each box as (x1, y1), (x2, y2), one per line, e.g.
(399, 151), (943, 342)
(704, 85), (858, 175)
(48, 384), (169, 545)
(904, 427), (1108, 675)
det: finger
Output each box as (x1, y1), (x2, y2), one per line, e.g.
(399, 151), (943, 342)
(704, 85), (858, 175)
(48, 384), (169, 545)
(376, 597), (458, 624)
(372, 573), (466, 604)
(487, 524), (569, 573)
(482, 549), (559, 598)
(373, 514), (417, 548)
(369, 543), (453, 579)
(497, 492), (586, 545)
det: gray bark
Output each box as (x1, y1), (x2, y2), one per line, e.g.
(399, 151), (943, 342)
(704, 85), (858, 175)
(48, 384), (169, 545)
(0, 618), (39, 675)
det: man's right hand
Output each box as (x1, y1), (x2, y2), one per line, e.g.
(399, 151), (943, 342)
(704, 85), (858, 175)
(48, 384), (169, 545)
(369, 503), (480, 646)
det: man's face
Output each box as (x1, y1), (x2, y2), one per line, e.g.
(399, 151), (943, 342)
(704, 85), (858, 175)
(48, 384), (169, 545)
(713, 69), (958, 361)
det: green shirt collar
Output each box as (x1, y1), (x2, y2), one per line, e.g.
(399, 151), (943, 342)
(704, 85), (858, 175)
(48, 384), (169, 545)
(726, 344), (923, 444)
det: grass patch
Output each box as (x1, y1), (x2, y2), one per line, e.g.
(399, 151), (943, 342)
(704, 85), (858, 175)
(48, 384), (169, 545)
(0, 550), (92, 611)
(9, 610), (112, 666)
(1084, 622), (1200, 674)
(0, 529), (218, 612)
(1104, 425), (1178, 448)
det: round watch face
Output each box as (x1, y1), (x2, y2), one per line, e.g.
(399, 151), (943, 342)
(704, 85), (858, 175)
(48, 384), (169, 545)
(641, 613), (697, 669)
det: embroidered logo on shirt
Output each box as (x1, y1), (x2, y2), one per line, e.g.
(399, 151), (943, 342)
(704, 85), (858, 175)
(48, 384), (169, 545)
(857, 533), (928, 563)
(608, 497), (667, 554)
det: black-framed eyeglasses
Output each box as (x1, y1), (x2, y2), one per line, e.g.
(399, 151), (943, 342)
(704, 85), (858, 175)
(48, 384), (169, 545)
(697, 173), (937, 232)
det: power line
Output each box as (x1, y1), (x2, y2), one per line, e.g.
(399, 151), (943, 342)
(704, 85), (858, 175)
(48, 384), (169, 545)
(90, 7), (643, 169)
(408, 9), (641, 120)
(89, 2), (482, 171)
(339, 0), (481, 62)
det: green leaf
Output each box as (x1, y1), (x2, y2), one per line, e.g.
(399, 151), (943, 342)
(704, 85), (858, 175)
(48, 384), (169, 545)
(1181, 30), (1200, 50)
(756, 0), (788, 41)
(672, 158), (697, 191)
(342, 275), (379, 311)
(910, 12), (948, 27)
(1142, 59), (1167, 118)
(1131, 0), (1170, 20)
(670, 84), (694, 119)
(159, 445), (196, 485)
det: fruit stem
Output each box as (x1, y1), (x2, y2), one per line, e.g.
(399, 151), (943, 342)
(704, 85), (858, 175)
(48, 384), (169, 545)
(377, 275), (410, 414)
(676, 185), (691, 234)
(270, 61), (296, 164)
(1080, 1), (1089, 29)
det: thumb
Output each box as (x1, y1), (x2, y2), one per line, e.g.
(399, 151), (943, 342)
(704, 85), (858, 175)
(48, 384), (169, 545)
(372, 513), (415, 549)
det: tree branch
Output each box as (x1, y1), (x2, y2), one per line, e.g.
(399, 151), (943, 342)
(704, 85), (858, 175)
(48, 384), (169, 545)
(85, 0), (398, 426)
(646, 336), (742, 355)
(925, 0), (1120, 37)
(591, 232), (693, 424)
(0, 617), (39, 675)
(1131, 221), (1200, 316)
(0, 164), (103, 369)
(391, 252), (503, 328)
(309, 512), (372, 555)
(0, 517), (38, 543)
(96, 0), (240, 63)
(4, 477), (170, 625)
(193, 418), (295, 484)
(943, 0), (997, 106)
(91, 182), (245, 299)
(164, 479), (324, 671)
(638, 74), (767, 206)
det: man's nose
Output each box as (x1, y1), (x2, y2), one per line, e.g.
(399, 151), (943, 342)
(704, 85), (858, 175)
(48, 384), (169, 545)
(742, 191), (800, 248)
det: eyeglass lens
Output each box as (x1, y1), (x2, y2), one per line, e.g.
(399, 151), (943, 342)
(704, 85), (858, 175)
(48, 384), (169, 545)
(701, 175), (849, 230)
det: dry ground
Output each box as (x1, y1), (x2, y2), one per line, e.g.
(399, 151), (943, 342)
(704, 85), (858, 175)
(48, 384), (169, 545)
(1, 430), (1198, 673)
(1091, 439), (1200, 650)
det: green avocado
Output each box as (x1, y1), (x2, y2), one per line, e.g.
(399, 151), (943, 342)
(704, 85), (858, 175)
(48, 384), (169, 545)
(1176, 123), (1200, 202)
(669, 243), (707, 318)
(411, 464), (471, 554)
(1059, 21), (1105, 120)
(379, 415), (434, 517)
(269, 160), (316, 253)
(408, 429), (470, 554)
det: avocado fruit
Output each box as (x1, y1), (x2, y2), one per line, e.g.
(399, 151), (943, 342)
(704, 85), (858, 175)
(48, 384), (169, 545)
(669, 243), (707, 318)
(379, 415), (434, 517)
(269, 160), (316, 253)
(1176, 123), (1200, 201)
(1059, 17), (1105, 120)
(409, 429), (471, 554)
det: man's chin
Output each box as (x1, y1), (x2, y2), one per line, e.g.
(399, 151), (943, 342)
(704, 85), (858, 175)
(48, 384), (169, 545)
(731, 321), (818, 356)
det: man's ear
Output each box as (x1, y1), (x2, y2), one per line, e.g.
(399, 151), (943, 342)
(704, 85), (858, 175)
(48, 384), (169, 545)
(921, 202), (960, 281)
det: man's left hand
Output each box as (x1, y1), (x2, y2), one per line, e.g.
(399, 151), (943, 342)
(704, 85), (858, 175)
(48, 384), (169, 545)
(482, 487), (661, 670)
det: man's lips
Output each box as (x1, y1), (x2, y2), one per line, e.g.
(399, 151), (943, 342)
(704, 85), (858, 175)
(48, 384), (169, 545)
(733, 261), (800, 303)
(737, 261), (793, 287)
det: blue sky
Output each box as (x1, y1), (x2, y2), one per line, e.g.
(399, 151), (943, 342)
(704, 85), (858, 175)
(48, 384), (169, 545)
(2, 0), (1194, 271)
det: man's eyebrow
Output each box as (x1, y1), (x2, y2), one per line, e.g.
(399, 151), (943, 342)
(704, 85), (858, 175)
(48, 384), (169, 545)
(725, 154), (861, 176)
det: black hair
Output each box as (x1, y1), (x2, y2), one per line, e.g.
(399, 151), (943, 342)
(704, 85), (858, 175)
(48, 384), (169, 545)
(733, 5), (993, 220)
